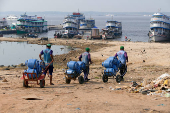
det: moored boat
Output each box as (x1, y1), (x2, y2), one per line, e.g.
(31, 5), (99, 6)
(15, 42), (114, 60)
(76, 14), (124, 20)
(0, 18), (8, 29)
(7, 15), (18, 20)
(79, 19), (95, 30)
(62, 12), (85, 38)
(102, 20), (122, 39)
(16, 13), (48, 34)
(148, 12), (170, 42)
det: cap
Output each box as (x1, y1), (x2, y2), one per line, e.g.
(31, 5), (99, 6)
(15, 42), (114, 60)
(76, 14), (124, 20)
(46, 44), (51, 47)
(86, 47), (90, 52)
(120, 46), (124, 50)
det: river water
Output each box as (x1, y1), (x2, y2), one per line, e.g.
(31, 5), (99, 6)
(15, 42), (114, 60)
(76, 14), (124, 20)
(0, 41), (71, 66)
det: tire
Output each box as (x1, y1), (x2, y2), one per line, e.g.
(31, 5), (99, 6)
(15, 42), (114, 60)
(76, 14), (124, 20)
(102, 75), (108, 83)
(23, 80), (28, 87)
(66, 78), (71, 84)
(78, 76), (84, 84)
(40, 80), (45, 88)
(116, 75), (122, 83)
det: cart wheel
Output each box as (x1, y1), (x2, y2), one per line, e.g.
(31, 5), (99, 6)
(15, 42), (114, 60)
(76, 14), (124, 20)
(116, 75), (122, 83)
(40, 80), (45, 88)
(78, 76), (84, 84)
(23, 80), (28, 87)
(102, 75), (108, 83)
(66, 78), (71, 84)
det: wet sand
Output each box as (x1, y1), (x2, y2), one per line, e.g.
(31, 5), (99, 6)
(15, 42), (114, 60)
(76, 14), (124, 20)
(0, 37), (170, 113)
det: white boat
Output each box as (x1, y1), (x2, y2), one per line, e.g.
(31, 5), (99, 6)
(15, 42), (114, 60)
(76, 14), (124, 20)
(62, 12), (85, 38)
(148, 13), (170, 42)
(7, 15), (18, 20)
(0, 18), (8, 29)
(102, 20), (122, 39)
(16, 13), (48, 34)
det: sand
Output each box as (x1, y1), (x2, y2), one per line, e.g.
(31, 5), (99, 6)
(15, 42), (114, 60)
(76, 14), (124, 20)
(0, 37), (170, 113)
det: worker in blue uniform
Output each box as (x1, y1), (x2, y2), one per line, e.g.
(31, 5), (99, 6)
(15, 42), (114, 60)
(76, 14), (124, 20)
(79, 48), (92, 81)
(39, 44), (54, 85)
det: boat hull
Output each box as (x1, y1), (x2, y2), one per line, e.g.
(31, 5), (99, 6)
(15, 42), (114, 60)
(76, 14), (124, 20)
(17, 30), (28, 34)
(149, 35), (170, 42)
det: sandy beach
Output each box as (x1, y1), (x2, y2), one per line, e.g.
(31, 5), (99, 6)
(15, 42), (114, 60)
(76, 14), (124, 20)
(0, 37), (170, 113)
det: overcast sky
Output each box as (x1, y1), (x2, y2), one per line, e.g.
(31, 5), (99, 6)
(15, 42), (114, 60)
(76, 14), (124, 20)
(0, 0), (170, 12)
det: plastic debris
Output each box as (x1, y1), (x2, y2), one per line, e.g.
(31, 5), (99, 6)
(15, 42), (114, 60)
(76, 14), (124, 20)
(165, 93), (170, 97)
(76, 108), (81, 110)
(153, 73), (170, 85)
(157, 104), (164, 106)
(132, 81), (138, 87)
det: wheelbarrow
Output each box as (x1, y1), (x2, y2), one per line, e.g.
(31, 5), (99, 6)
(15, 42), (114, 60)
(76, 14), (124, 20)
(102, 69), (122, 83)
(21, 61), (52, 88)
(64, 70), (84, 84)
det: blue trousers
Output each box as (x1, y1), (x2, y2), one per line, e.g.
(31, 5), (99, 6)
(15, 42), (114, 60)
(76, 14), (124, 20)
(83, 66), (89, 80)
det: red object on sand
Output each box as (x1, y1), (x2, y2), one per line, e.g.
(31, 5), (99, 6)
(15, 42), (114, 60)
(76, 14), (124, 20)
(125, 36), (127, 39)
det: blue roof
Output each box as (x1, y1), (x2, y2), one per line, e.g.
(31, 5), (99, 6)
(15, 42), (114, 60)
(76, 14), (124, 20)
(93, 26), (98, 28)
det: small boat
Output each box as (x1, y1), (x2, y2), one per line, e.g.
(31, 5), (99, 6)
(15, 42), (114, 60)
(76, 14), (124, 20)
(7, 15), (18, 20)
(26, 33), (38, 38)
(148, 12), (170, 42)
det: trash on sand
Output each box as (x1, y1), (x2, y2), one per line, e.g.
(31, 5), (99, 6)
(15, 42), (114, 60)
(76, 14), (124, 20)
(145, 84), (152, 90)
(95, 87), (103, 89)
(115, 88), (121, 90)
(165, 93), (170, 97)
(76, 108), (81, 110)
(2, 79), (8, 82)
(153, 73), (170, 85)
(109, 86), (112, 89)
(132, 81), (138, 87)
(142, 79), (148, 87)
(157, 104), (164, 106)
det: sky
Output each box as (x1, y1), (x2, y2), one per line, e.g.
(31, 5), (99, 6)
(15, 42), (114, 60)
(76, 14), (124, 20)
(0, 0), (170, 12)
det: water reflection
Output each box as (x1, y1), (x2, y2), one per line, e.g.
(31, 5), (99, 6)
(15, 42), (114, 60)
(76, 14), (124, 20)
(0, 41), (71, 66)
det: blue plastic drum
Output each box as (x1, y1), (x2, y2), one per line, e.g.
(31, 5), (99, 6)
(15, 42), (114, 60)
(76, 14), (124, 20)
(77, 61), (86, 70)
(104, 68), (116, 76)
(27, 59), (39, 69)
(25, 68), (38, 78)
(67, 61), (79, 70)
(102, 59), (113, 68)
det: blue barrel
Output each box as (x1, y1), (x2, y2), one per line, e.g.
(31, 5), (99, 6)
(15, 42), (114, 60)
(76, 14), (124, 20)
(67, 61), (79, 70)
(77, 61), (86, 70)
(66, 69), (76, 78)
(66, 69), (75, 75)
(104, 68), (116, 76)
(108, 56), (115, 60)
(108, 56), (118, 65)
(102, 59), (113, 68)
(27, 59), (39, 69)
(25, 68), (38, 78)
